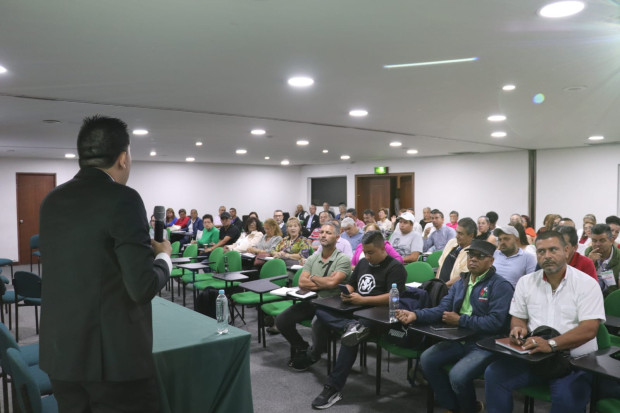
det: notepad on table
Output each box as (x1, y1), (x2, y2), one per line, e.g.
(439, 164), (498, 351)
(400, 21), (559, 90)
(494, 337), (531, 354)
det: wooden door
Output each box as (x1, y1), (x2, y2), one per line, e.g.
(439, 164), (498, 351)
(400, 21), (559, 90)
(398, 175), (414, 211)
(355, 176), (391, 216)
(16, 173), (56, 264)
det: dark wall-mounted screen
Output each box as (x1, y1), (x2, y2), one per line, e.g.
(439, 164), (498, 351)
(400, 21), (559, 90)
(310, 176), (347, 206)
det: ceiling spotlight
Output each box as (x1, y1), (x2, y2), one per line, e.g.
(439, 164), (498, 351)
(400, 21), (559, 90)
(588, 135), (604, 141)
(406, 149), (419, 154)
(502, 84), (516, 91)
(340, 155), (351, 160)
(265, 156), (270, 160)
(64, 153), (76, 159)
(149, 151), (157, 156)
(322, 149), (329, 154)
(236, 149), (247, 154)
(296, 140), (309, 146)
(287, 76), (314, 87)
(539, 1), (585, 18)
(281, 159), (290, 165)
(349, 109), (368, 117)
(0, 65), (7, 74)
(132, 129), (148, 136)
(195, 141), (203, 146)
(390, 141), (402, 147)
(186, 157), (195, 162)
(491, 131), (507, 138)
(487, 115), (506, 122)
(251, 129), (266, 136)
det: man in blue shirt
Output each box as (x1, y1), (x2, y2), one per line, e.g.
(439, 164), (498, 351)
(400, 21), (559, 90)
(340, 217), (364, 250)
(423, 209), (456, 252)
(492, 225), (537, 287)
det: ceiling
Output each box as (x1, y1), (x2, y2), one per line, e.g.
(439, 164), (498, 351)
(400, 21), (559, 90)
(0, 0), (619, 166)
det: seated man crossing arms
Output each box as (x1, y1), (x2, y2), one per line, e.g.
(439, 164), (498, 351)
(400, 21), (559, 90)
(396, 240), (514, 413)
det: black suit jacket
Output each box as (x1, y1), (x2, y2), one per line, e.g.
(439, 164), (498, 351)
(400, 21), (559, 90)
(302, 214), (320, 236)
(39, 168), (170, 382)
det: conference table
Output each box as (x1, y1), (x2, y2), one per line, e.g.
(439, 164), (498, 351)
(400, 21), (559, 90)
(152, 297), (253, 413)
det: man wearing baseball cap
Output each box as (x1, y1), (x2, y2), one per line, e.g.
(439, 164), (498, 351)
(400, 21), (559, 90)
(390, 212), (424, 263)
(493, 225), (537, 287)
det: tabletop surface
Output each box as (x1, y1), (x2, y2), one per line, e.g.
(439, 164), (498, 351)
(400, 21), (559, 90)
(476, 336), (555, 363)
(570, 346), (620, 380)
(354, 306), (397, 327)
(312, 295), (367, 313)
(239, 275), (288, 294)
(409, 323), (477, 341)
(605, 315), (620, 329)
(213, 272), (250, 282)
(176, 263), (208, 270)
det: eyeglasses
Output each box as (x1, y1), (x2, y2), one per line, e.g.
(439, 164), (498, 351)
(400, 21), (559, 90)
(467, 251), (489, 259)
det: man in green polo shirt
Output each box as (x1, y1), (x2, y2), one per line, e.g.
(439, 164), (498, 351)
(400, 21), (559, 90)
(275, 222), (352, 368)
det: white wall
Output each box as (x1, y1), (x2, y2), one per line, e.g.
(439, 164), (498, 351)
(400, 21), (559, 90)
(0, 158), (303, 261)
(301, 151), (530, 225)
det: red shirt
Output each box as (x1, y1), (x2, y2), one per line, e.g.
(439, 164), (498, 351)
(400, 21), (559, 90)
(175, 216), (190, 229)
(569, 252), (598, 282)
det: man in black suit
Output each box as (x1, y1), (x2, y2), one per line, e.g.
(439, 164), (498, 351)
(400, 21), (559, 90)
(303, 204), (320, 237)
(39, 115), (172, 412)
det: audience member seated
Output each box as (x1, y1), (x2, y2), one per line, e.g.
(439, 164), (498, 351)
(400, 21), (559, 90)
(182, 208), (204, 244)
(486, 211), (498, 231)
(340, 217), (364, 251)
(309, 211), (331, 247)
(204, 211), (241, 254)
(195, 214), (219, 248)
(447, 210), (459, 230)
(586, 223), (620, 296)
(322, 202), (336, 219)
(247, 218), (283, 260)
(345, 208), (365, 229)
(276, 222), (352, 368)
(315, 220), (353, 258)
(419, 207), (432, 230)
(437, 217), (477, 287)
(351, 223), (402, 266)
(390, 212), (423, 263)
(213, 205), (226, 228)
(423, 209), (456, 253)
(520, 214), (537, 241)
(294, 204), (309, 223)
(605, 215), (620, 247)
(513, 222), (536, 256)
(229, 207), (243, 232)
(475, 216), (497, 245)
(577, 213), (597, 241)
(225, 217), (264, 253)
(149, 214), (169, 240)
(407, 209), (424, 234)
(336, 202), (347, 220)
(297, 231), (406, 409)
(165, 207), (177, 227)
(376, 207), (392, 234)
(396, 239), (513, 413)
(556, 226), (597, 281)
(274, 209), (288, 237)
(538, 213), (561, 233)
(272, 217), (312, 265)
(302, 204), (320, 237)
(485, 231), (605, 413)
(492, 225), (537, 287)
(362, 209), (376, 225)
(558, 217), (575, 227)
(173, 208), (189, 230)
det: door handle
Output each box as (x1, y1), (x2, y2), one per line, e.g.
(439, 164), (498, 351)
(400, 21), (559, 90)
(19, 220), (23, 224)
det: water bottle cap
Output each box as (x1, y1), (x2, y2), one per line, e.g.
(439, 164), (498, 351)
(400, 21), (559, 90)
(219, 290), (225, 294)
(392, 283), (397, 288)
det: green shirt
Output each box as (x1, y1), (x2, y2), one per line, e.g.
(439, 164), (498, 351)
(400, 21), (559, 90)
(302, 248), (352, 298)
(198, 227), (220, 246)
(459, 270), (489, 316)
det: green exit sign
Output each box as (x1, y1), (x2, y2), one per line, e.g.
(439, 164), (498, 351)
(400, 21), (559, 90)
(374, 166), (389, 175)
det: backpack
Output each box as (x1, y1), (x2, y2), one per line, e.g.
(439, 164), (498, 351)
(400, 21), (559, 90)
(420, 278), (449, 307)
(195, 287), (220, 319)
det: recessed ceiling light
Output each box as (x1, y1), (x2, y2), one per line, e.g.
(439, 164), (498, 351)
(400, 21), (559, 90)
(384, 57), (478, 69)
(150, 151), (157, 156)
(251, 129), (266, 136)
(390, 141), (402, 147)
(0, 65), (7, 74)
(287, 76), (314, 87)
(132, 129), (148, 136)
(406, 149), (419, 155)
(186, 157), (195, 162)
(281, 159), (290, 165)
(322, 149), (329, 154)
(195, 141), (203, 146)
(340, 155), (350, 160)
(502, 84), (516, 91)
(236, 149), (247, 154)
(487, 115), (506, 122)
(64, 153), (76, 159)
(491, 131), (507, 138)
(539, 1), (585, 18)
(296, 140), (309, 146)
(349, 109), (368, 117)
(588, 135), (604, 141)
(265, 156), (270, 160)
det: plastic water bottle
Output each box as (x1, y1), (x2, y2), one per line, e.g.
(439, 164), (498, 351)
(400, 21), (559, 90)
(216, 290), (229, 334)
(389, 283), (399, 322)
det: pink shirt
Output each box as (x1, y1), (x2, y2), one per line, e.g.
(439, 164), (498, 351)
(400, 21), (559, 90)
(351, 240), (404, 266)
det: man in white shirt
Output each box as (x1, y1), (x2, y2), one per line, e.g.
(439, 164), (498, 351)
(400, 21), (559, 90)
(485, 230), (605, 413)
(390, 212), (424, 263)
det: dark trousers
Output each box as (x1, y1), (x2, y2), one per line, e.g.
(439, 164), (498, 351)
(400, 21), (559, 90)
(51, 377), (160, 413)
(275, 301), (316, 351)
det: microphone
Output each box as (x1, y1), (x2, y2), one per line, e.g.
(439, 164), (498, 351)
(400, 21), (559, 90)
(154, 206), (166, 242)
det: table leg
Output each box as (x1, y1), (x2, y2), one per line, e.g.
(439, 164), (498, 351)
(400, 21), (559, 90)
(192, 270), (197, 311)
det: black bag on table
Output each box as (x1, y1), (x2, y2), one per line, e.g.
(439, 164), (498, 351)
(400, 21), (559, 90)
(195, 287), (220, 318)
(528, 325), (573, 379)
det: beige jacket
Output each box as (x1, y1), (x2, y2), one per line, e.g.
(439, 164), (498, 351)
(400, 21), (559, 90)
(436, 238), (469, 281)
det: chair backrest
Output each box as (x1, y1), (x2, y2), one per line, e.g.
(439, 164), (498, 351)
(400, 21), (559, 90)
(29, 234), (39, 250)
(171, 241), (181, 256)
(292, 268), (303, 287)
(260, 259), (287, 279)
(604, 289), (620, 316)
(13, 271), (42, 299)
(207, 247), (224, 272)
(597, 322), (611, 350)
(218, 251), (242, 273)
(0, 322), (20, 371)
(5, 348), (44, 413)
(425, 250), (443, 268)
(405, 262), (435, 284)
(182, 243), (198, 258)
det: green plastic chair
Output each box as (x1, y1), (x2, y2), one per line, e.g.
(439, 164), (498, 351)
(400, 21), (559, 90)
(604, 290), (620, 346)
(194, 250), (243, 291)
(597, 398), (620, 413)
(5, 348), (57, 413)
(170, 243), (200, 302)
(405, 262), (435, 284)
(170, 241), (181, 257)
(518, 323), (611, 412)
(261, 268), (303, 318)
(425, 250), (443, 268)
(231, 259), (288, 307)
(376, 335), (426, 395)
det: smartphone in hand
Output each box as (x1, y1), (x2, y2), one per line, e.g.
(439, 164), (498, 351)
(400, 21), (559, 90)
(338, 284), (351, 296)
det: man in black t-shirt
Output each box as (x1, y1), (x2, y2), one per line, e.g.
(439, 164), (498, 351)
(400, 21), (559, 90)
(295, 231), (406, 409)
(204, 211), (240, 254)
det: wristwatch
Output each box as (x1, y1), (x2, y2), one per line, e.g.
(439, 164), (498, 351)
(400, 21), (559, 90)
(548, 339), (558, 352)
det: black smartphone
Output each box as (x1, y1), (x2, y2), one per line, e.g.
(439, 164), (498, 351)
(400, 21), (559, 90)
(338, 284), (351, 296)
